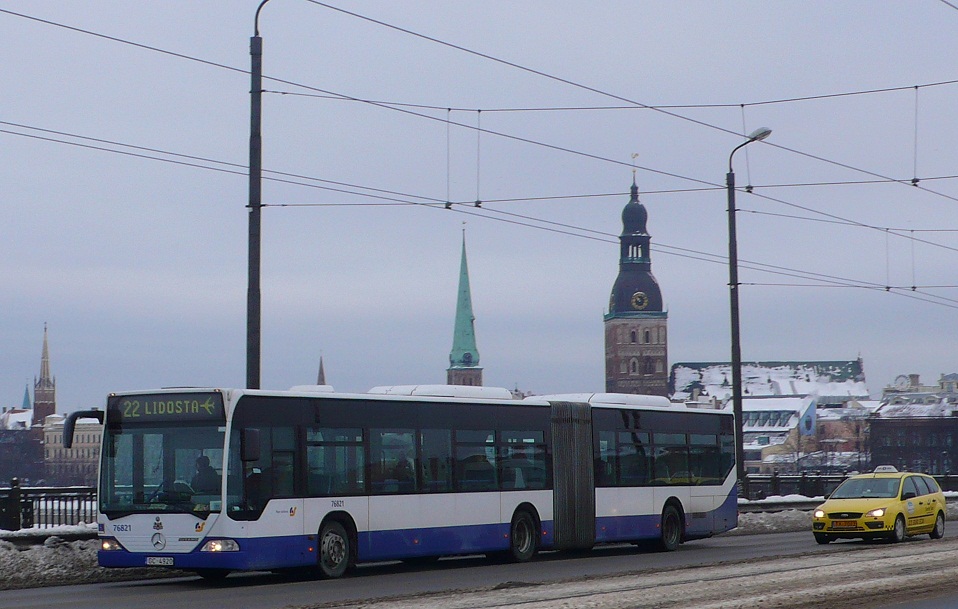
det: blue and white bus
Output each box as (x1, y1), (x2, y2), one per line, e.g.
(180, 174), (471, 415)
(65, 385), (736, 580)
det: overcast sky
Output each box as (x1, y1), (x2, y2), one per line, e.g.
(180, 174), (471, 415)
(3, 2), (958, 412)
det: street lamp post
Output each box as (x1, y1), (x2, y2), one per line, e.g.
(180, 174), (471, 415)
(247, 0), (271, 390)
(727, 126), (772, 496)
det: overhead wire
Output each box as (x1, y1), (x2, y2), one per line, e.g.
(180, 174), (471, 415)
(3, 7), (958, 309)
(302, 1), (958, 208)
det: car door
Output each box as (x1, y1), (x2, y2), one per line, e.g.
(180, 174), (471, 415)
(915, 476), (942, 532)
(901, 476), (931, 533)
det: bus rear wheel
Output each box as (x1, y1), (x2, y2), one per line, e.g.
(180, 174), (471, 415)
(509, 510), (539, 562)
(318, 521), (351, 578)
(657, 505), (682, 552)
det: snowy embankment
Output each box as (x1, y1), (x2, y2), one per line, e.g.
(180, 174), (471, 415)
(1, 495), (954, 591)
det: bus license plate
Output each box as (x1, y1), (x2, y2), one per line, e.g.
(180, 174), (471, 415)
(146, 556), (174, 566)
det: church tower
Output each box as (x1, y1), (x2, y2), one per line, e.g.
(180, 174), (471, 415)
(32, 323), (56, 427)
(447, 233), (482, 386)
(604, 180), (669, 396)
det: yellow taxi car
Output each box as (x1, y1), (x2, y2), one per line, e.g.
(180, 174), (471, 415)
(812, 466), (946, 544)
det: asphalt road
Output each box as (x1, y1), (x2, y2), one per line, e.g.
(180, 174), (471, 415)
(0, 531), (895, 609)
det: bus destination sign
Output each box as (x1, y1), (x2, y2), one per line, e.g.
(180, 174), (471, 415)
(108, 392), (225, 423)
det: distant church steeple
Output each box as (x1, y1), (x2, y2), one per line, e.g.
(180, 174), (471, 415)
(603, 180), (669, 396)
(32, 323), (56, 427)
(447, 232), (483, 386)
(317, 356), (327, 385)
(21, 384), (30, 410)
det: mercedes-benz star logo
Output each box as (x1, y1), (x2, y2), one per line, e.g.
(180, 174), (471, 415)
(151, 533), (166, 550)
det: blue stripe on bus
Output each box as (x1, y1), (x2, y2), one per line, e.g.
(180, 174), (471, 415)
(99, 534), (315, 571)
(595, 488), (738, 543)
(99, 490), (736, 570)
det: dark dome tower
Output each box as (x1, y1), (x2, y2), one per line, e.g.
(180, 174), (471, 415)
(603, 180), (669, 396)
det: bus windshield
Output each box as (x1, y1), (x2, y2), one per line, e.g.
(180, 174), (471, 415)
(99, 392), (227, 518)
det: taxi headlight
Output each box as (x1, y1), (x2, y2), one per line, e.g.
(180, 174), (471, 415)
(101, 538), (123, 551)
(200, 539), (239, 552)
(865, 508), (886, 518)
(813, 509), (825, 518)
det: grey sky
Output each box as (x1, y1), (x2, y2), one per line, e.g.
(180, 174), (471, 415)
(3, 2), (957, 412)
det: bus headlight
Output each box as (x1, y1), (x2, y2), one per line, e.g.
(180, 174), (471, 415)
(101, 538), (123, 551)
(200, 539), (239, 552)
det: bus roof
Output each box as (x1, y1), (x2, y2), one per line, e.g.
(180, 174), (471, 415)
(528, 393), (673, 409)
(366, 385), (514, 400)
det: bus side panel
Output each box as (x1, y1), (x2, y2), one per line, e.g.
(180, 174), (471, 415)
(594, 487), (656, 542)
(713, 481), (738, 535)
(499, 490), (555, 550)
(363, 492), (503, 561)
(303, 494), (369, 559)
(245, 498), (312, 568)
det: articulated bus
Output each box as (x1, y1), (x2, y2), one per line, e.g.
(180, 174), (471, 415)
(65, 385), (736, 580)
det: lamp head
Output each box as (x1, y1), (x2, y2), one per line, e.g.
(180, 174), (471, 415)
(747, 127), (772, 142)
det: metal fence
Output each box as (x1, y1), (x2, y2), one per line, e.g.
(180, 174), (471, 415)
(744, 472), (958, 500)
(0, 478), (96, 531)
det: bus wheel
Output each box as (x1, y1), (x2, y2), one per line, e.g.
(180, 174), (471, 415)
(318, 521), (351, 578)
(509, 510), (539, 562)
(657, 505), (682, 552)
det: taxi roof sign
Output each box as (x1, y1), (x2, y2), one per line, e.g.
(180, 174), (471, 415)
(873, 465), (899, 473)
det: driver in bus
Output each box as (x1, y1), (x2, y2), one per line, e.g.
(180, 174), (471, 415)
(192, 455), (220, 493)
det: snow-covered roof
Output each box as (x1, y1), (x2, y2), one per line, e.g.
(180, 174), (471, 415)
(876, 398), (955, 418)
(670, 360), (869, 402)
(0, 409), (32, 431)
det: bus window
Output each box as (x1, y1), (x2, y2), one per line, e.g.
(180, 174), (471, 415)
(420, 429), (453, 493)
(455, 430), (496, 492)
(653, 433), (689, 485)
(618, 432), (650, 486)
(500, 430), (546, 490)
(306, 428), (365, 496)
(689, 434), (719, 485)
(370, 429), (416, 493)
(595, 430), (616, 487)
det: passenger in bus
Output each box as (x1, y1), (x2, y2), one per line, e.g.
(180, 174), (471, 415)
(192, 455), (220, 493)
(393, 451), (415, 490)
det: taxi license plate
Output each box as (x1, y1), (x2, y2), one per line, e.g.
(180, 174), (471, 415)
(146, 556), (174, 566)
(831, 520), (857, 529)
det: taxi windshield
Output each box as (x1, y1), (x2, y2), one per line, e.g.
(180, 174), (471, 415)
(830, 477), (901, 499)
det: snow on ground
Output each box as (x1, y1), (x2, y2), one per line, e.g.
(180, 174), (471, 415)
(0, 499), (954, 591)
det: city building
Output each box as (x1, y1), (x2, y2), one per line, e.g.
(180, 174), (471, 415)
(870, 373), (958, 474)
(43, 413), (101, 486)
(604, 180), (668, 396)
(447, 233), (482, 386)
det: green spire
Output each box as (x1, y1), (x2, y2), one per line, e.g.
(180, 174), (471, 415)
(449, 233), (480, 368)
(22, 384), (30, 410)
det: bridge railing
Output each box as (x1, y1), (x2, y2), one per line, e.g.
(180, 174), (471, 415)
(0, 478), (96, 531)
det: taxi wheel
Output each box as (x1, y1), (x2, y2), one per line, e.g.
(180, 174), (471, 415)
(814, 533), (832, 545)
(930, 512), (945, 539)
(890, 514), (906, 543)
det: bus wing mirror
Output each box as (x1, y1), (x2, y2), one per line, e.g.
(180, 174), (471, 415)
(240, 428), (261, 462)
(64, 409), (104, 449)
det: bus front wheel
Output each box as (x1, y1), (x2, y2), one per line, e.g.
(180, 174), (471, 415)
(318, 521), (351, 578)
(509, 510), (539, 562)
